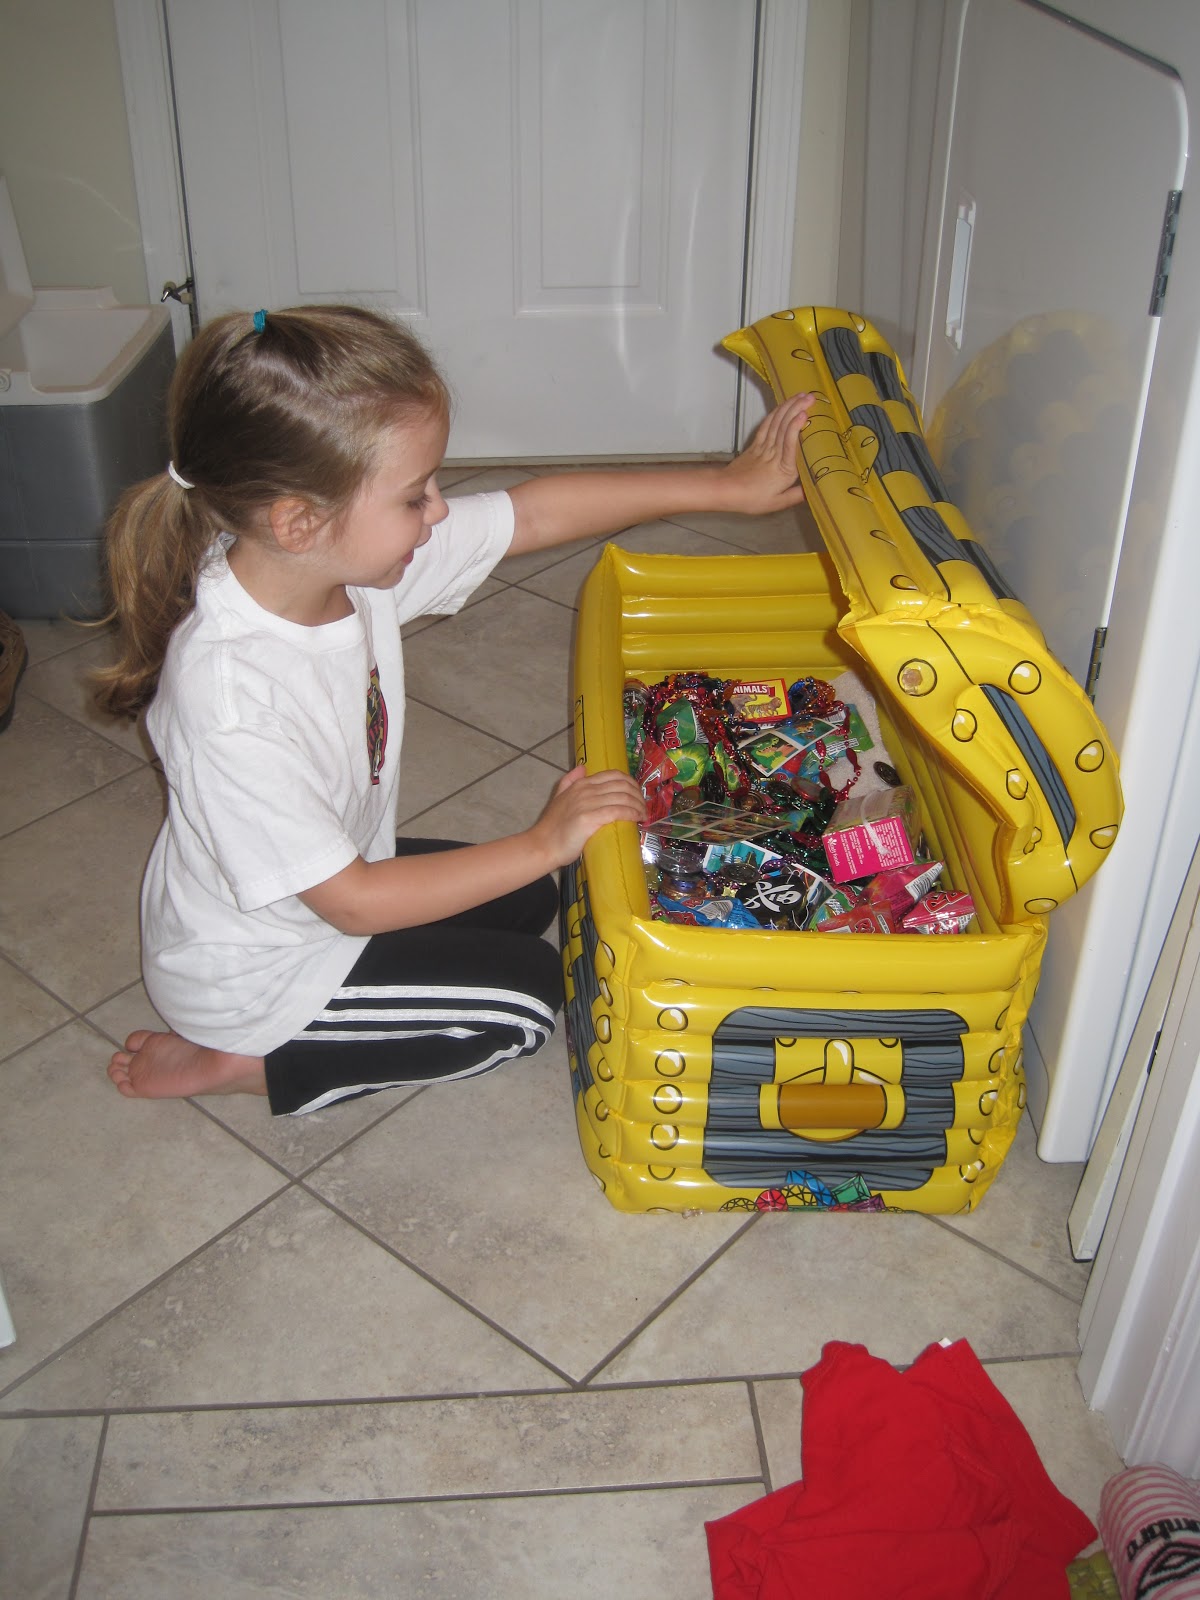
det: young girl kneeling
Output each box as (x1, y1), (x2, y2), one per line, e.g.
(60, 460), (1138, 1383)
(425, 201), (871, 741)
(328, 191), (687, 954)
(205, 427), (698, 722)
(93, 305), (813, 1116)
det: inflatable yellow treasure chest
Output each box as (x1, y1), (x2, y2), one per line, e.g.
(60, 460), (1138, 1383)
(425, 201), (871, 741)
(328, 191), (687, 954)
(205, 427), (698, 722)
(561, 307), (1123, 1216)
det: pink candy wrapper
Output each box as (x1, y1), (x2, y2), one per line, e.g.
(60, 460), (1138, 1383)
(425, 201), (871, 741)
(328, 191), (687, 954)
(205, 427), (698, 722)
(867, 860), (944, 918)
(902, 891), (976, 934)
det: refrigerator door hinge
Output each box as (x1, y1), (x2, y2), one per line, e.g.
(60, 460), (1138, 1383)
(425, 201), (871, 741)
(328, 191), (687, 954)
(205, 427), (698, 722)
(1150, 190), (1182, 316)
(1146, 1026), (1163, 1079)
(1084, 625), (1107, 700)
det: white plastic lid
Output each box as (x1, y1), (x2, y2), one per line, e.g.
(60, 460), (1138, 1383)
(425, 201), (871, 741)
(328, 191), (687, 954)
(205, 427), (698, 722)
(0, 177), (35, 339)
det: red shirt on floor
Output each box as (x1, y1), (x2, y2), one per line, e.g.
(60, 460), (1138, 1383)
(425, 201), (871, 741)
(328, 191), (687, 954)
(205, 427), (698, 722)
(707, 1339), (1095, 1600)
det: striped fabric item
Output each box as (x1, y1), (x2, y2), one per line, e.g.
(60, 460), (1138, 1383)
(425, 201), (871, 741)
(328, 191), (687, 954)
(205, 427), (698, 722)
(1099, 1464), (1200, 1598)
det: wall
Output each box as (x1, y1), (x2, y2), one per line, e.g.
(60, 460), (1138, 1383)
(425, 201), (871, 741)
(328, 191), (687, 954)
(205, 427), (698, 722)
(790, 0), (852, 307)
(0, 0), (148, 304)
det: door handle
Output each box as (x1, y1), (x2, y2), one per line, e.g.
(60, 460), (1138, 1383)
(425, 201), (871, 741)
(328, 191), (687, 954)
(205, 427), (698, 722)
(945, 199), (976, 350)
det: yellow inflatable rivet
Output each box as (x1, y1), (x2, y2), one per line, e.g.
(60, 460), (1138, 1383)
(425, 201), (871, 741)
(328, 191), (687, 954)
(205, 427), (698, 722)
(848, 486), (871, 501)
(773, 309), (796, 320)
(600, 941), (615, 965)
(1076, 741), (1105, 771)
(989, 1049), (1005, 1073)
(596, 1015), (612, 1042)
(599, 977), (612, 1004)
(595, 1100), (609, 1121)
(969, 1128), (984, 1145)
(892, 575), (920, 592)
(996, 1006), (1009, 1030)
(653, 1084), (684, 1114)
(655, 1050), (685, 1078)
(979, 1090), (998, 1114)
(852, 314), (866, 331)
(789, 348), (816, 361)
(596, 1057), (613, 1081)
(898, 660), (936, 695)
(592, 1174), (606, 1192)
(952, 709), (977, 741)
(648, 1165), (677, 1181)
(651, 1123), (680, 1150)
(568, 916), (581, 939)
(1025, 896), (1058, 913)
(1008, 661), (1042, 694)
(1090, 825), (1118, 848)
(960, 1160), (984, 1182)
(880, 1038), (899, 1049)
(869, 528), (896, 545)
(777, 1037), (796, 1048)
(597, 1145), (610, 1160)
(658, 1007), (688, 1032)
(1018, 1082), (1028, 1109)
(1006, 769), (1029, 799)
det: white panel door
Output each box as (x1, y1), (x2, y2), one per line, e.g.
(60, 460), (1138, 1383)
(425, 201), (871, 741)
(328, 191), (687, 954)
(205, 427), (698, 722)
(915, 0), (1187, 1159)
(163, 0), (759, 457)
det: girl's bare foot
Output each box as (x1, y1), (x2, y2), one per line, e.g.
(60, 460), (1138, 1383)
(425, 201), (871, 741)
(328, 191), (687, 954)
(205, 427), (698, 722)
(108, 1030), (267, 1100)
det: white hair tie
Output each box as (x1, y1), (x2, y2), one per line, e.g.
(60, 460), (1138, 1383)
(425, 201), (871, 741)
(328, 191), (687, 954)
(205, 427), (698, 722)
(167, 461), (195, 491)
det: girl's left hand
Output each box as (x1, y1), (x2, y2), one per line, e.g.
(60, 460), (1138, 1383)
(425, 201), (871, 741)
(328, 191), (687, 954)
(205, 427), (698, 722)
(719, 391), (816, 515)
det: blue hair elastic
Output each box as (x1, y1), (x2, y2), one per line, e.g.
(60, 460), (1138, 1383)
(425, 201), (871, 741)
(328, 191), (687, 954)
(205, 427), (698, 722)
(252, 308), (267, 333)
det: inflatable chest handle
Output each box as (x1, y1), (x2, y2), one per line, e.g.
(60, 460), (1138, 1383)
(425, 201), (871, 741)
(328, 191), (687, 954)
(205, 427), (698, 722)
(723, 307), (1123, 918)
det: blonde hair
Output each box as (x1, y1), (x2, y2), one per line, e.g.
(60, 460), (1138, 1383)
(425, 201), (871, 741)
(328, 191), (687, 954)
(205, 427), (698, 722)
(90, 305), (450, 719)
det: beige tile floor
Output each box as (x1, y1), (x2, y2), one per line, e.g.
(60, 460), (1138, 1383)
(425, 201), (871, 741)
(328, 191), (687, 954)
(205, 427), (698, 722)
(0, 466), (1123, 1598)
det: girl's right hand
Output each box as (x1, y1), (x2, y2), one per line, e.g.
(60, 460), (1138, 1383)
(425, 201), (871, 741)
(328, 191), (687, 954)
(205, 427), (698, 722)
(530, 765), (645, 867)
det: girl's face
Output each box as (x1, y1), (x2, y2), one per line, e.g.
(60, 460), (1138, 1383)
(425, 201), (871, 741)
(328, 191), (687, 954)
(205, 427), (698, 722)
(329, 410), (451, 590)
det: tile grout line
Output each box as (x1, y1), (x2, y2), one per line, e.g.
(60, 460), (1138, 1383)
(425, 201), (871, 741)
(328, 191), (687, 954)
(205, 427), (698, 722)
(394, 750), (563, 835)
(185, 1081), (433, 1186)
(0, 1186), (293, 1406)
(0, 1354), (1086, 1423)
(14, 666), (155, 754)
(398, 698), (530, 757)
(746, 1378), (776, 1495)
(922, 1212), (1090, 1307)
(0, 756), (160, 846)
(579, 1215), (763, 1387)
(67, 1410), (107, 1600)
(291, 1179), (578, 1389)
(7, 1382), (618, 1422)
(401, 692), (573, 764)
(89, 1475), (767, 1520)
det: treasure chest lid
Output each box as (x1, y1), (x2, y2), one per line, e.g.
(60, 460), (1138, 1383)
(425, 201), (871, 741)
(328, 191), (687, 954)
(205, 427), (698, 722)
(722, 306), (1122, 916)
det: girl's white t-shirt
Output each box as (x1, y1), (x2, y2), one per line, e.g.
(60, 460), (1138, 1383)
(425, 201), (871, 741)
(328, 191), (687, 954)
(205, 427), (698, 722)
(141, 491), (515, 1057)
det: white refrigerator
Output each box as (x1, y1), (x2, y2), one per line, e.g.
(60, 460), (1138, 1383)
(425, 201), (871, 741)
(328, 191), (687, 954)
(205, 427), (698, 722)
(899, 0), (1200, 1172)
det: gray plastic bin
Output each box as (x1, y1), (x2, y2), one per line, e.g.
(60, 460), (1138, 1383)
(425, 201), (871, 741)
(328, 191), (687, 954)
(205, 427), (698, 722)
(0, 177), (175, 619)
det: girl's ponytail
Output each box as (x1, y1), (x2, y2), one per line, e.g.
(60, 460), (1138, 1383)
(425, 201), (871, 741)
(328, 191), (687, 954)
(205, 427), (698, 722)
(89, 471), (218, 719)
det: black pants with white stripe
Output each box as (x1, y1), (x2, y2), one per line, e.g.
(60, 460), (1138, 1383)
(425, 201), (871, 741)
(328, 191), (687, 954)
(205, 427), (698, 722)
(263, 839), (562, 1116)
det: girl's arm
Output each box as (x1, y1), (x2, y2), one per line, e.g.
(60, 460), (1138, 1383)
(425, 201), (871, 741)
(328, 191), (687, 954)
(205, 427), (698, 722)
(506, 392), (816, 557)
(297, 766), (643, 935)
